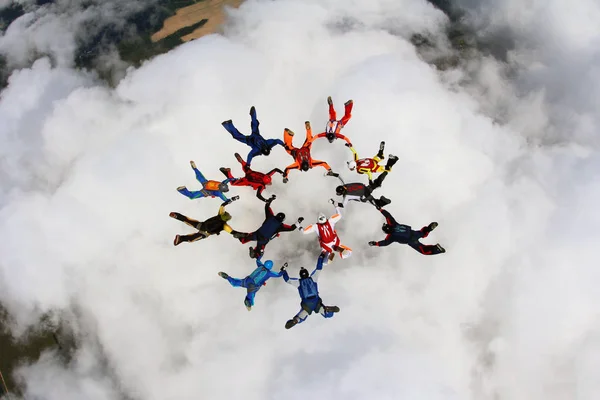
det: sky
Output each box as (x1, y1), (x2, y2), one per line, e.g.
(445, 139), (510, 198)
(1, 0), (600, 399)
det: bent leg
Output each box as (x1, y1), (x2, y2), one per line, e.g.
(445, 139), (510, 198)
(283, 129), (295, 150)
(328, 101), (337, 120)
(177, 231), (208, 244)
(177, 187), (206, 200)
(169, 212), (201, 229)
(311, 159), (332, 171)
(222, 121), (249, 144)
(318, 302), (339, 318)
(250, 106), (259, 134)
(408, 240), (444, 255)
(370, 171), (388, 190)
(340, 100), (353, 126)
(226, 277), (245, 287)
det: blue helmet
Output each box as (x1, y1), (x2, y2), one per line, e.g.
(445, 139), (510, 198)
(264, 260), (274, 270)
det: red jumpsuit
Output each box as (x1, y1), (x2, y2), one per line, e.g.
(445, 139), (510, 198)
(221, 153), (284, 202)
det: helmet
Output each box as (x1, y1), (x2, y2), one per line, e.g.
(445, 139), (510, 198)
(326, 132), (335, 143)
(336, 185), (347, 196)
(261, 147), (271, 156)
(264, 260), (274, 270)
(382, 223), (392, 234)
(347, 160), (357, 171)
(275, 212), (285, 222)
(221, 212), (232, 222)
(218, 182), (230, 192)
(317, 213), (327, 224)
(300, 160), (309, 171)
(299, 267), (309, 279)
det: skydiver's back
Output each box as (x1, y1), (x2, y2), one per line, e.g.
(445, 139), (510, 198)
(298, 278), (319, 300)
(200, 215), (226, 234)
(390, 224), (413, 243)
(248, 267), (269, 285)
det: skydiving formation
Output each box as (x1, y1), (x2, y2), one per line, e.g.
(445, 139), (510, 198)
(169, 96), (446, 330)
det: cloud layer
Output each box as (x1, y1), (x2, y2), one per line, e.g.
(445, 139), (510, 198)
(1, 0), (599, 399)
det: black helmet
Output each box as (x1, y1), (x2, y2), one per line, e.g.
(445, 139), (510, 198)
(300, 160), (309, 171)
(299, 267), (309, 279)
(326, 132), (335, 143)
(382, 224), (392, 234)
(275, 212), (285, 221)
(261, 147), (271, 155)
(336, 185), (347, 196)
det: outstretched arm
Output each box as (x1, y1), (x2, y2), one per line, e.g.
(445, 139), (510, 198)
(256, 187), (269, 202)
(370, 236), (392, 247)
(267, 168), (285, 177)
(264, 198), (275, 218)
(379, 208), (397, 225)
(266, 138), (284, 149)
(282, 269), (300, 287)
(219, 196), (239, 214)
(348, 145), (359, 161)
(278, 223), (297, 233)
(310, 254), (326, 281)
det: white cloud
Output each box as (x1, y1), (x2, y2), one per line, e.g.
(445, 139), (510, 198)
(1, 0), (600, 399)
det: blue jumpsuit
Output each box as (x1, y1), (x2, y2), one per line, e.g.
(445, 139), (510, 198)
(282, 254), (338, 328)
(177, 164), (234, 202)
(373, 209), (444, 255)
(223, 259), (282, 309)
(222, 106), (284, 165)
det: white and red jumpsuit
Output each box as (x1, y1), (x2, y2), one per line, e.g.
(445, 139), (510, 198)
(302, 207), (352, 260)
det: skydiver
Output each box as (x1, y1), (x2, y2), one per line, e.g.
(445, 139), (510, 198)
(333, 176), (391, 209)
(346, 141), (399, 181)
(298, 202), (352, 262)
(177, 160), (235, 202)
(219, 152), (284, 202)
(221, 106), (285, 165)
(282, 121), (339, 182)
(169, 196), (242, 246)
(368, 208), (446, 255)
(218, 258), (284, 311)
(310, 96), (353, 145)
(281, 254), (340, 330)
(236, 196), (302, 259)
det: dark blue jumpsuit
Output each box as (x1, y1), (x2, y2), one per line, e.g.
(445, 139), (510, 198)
(222, 106), (284, 165)
(238, 198), (297, 258)
(373, 209), (444, 255)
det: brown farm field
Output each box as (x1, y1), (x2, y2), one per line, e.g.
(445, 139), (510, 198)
(151, 0), (245, 42)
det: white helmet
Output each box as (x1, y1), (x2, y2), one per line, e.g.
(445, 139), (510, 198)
(317, 213), (327, 224)
(347, 160), (357, 171)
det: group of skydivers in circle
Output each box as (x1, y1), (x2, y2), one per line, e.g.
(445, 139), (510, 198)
(169, 97), (446, 329)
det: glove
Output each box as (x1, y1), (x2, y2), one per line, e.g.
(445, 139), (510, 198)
(280, 262), (288, 271)
(345, 143), (352, 148)
(329, 199), (335, 205)
(270, 194), (276, 200)
(297, 217), (304, 224)
(368, 241), (377, 246)
(231, 195), (240, 201)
